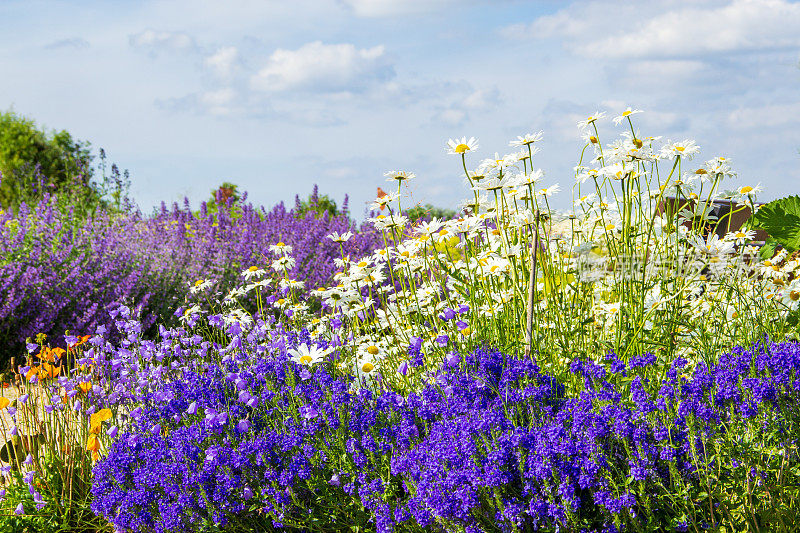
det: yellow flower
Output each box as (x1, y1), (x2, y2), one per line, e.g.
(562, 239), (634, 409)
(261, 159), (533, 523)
(366, 345), (380, 356)
(90, 408), (113, 434)
(86, 434), (100, 453)
(0, 397), (9, 410)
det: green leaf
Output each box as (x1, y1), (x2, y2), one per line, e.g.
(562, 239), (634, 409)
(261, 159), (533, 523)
(752, 195), (800, 253)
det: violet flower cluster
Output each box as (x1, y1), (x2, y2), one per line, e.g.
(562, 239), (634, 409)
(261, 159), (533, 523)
(0, 192), (381, 360)
(84, 309), (800, 533)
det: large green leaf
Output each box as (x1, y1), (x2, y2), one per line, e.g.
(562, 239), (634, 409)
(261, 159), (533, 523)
(752, 195), (800, 253)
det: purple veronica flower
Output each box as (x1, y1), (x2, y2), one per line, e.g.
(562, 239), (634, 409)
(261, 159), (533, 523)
(300, 405), (318, 420)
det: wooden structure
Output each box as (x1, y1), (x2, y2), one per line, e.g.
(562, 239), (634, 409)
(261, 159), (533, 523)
(656, 197), (769, 242)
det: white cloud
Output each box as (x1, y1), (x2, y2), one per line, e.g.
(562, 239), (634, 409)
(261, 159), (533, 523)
(433, 86), (501, 126)
(198, 88), (238, 116)
(44, 37), (90, 50)
(727, 101), (800, 129)
(339, 0), (460, 17)
(434, 108), (467, 127)
(129, 29), (196, 53)
(510, 0), (800, 59)
(250, 41), (393, 93)
(204, 46), (240, 80)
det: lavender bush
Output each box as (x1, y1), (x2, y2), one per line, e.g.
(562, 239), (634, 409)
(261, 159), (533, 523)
(0, 190), (381, 362)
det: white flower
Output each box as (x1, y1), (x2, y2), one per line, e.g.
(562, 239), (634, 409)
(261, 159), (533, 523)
(780, 280), (800, 311)
(271, 256), (296, 272)
(730, 183), (762, 203)
(189, 279), (214, 294)
(478, 152), (517, 175)
(538, 184), (560, 198)
(509, 131), (543, 147)
(725, 229), (755, 245)
(577, 111), (607, 131)
(384, 170), (416, 183)
(446, 137), (479, 155)
(370, 190), (400, 211)
(328, 231), (354, 243)
(269, 241), (293, 256)
(288, 343), (333, 366)
(660, 140), (700, 160)
(612, 107), (643, 126)
(241, 265), (266, 280)
(179, 305), (202, 323)
(279, 278), (305, 290)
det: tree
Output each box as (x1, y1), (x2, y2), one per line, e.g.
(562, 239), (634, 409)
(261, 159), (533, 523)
(405, 203), (458, 223)
(295, 185), (344, 219)
(0, 109), (94, 210)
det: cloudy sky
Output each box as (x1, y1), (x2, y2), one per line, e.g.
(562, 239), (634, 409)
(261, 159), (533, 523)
(0, 0), (798, 216)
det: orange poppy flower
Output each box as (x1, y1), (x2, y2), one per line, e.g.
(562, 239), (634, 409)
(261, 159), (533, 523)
(78, 382), (92, 394)
(86, 435), (100, 453)
(38, 347), (55, 362)
(51, 347), (66, 360)
(90, 408), (112, 433)
(69, 335), (91, 350)
(0, 398), (9, 410)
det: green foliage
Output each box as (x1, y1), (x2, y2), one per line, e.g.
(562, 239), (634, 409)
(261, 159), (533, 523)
(296, 187), (342, 219)
(0, 451), (109, 533)
(202, 182), (243, 218)
(752, 195), (800, 258)
(404, 203), (458, 223)
(0, 110), (96, 212)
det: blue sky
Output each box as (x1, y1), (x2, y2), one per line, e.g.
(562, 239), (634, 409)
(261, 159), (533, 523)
(0, 0), (798, 216)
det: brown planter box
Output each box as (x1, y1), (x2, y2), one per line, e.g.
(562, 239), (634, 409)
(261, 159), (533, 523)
(655, 197), (769, 242)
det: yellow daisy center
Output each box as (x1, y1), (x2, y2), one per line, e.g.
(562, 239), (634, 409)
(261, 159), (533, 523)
(739, 186), (753, 194)
(455, 143), (470, 153)
(362, 362), (375, 373)
(366, 345), (379, 355)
